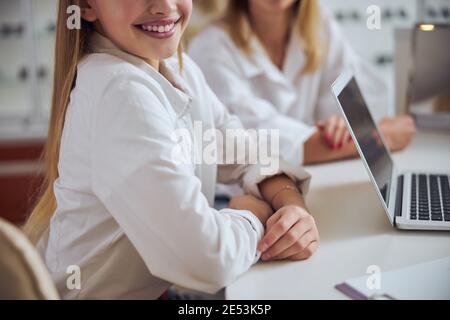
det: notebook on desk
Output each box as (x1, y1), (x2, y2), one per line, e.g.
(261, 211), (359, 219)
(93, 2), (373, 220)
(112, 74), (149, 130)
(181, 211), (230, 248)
(335, 257), (450, 300)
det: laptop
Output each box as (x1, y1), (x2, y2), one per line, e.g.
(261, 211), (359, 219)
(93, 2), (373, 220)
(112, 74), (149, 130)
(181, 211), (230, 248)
(331, 70), (450, 231)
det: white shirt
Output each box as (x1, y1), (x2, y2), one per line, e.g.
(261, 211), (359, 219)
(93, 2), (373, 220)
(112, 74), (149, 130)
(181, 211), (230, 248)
(37, 33), (311, 299)
(189, 9), (388, 165)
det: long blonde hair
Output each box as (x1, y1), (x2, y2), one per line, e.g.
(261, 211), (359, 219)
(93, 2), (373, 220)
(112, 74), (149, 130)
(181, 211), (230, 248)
(223, 0), (323, 74)
(23, 0), (89, 243)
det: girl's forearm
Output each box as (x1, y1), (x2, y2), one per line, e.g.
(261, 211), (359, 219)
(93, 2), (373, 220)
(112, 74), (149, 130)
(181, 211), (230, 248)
(258, 174), (306, 211)
(303, 130), (357, 165)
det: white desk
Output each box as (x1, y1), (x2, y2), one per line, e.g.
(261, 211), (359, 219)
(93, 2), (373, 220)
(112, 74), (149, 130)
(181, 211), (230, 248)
(226, 130), (450, 300)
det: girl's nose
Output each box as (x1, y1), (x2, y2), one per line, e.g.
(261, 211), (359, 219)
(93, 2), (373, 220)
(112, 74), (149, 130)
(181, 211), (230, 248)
(148, 0), (176, 16)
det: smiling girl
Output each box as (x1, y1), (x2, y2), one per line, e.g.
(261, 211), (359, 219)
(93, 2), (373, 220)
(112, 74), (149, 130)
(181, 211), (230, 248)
(24, 0), (319, 299)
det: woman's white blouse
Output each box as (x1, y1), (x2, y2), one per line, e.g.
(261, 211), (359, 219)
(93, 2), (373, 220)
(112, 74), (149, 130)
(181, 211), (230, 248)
(189, 9), (389, 165)
(37, 33), (311, 299)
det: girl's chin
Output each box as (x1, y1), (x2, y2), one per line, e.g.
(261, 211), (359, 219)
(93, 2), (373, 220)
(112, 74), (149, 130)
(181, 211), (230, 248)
(137, 47), (179, 61)
(136, 37), (180, 58)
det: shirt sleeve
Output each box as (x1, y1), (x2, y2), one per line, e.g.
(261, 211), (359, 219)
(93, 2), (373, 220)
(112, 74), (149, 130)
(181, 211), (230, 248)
(315, 8), (389, 122)
(189, 42), (316, 166)
(198, 70), (312, 199)
(91, 76), (264, 294)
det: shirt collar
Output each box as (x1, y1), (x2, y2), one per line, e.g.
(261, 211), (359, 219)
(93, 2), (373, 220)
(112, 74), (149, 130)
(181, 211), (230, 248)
(87, 32), (192, 117)
(233, 27), (305, 86)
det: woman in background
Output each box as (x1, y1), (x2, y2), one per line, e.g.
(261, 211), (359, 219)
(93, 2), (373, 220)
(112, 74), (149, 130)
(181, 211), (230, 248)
(189, 0), (416, 165)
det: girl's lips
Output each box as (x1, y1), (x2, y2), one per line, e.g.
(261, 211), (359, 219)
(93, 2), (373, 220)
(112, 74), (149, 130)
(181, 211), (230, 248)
(134, 17), (181, 39)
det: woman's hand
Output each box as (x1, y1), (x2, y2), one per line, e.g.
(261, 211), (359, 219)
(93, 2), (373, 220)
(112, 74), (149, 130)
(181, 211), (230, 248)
(317, 115), (352, 150)
(379, 115), (416, 152)
(257, 205), (319, 261)
(229, 195), (274, 225)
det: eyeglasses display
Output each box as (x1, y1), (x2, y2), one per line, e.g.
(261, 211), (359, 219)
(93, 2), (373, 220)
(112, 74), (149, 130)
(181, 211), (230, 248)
(0, 0), (56, 139)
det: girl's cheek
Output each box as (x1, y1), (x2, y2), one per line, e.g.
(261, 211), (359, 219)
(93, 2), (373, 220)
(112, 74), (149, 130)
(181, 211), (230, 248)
(179, 0), (193, 23)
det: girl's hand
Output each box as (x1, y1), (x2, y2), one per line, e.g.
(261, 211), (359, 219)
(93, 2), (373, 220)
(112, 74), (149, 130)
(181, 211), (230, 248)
(379, 115), (416, 152)
(317, 115), (352, 150)
(229, 195), (274, 225)
(257, 205), (319, 261)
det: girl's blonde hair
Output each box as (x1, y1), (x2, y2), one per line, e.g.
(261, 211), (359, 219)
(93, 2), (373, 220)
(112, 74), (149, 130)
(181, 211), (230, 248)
(23, 0), (89, 243)
(223, 0), (323, 74)
(24, 0), (184, 243)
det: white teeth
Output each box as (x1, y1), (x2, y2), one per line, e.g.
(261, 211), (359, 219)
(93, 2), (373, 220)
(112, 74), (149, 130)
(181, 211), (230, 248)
(140, 23), (175, 33)
(167, 23), (175, 32)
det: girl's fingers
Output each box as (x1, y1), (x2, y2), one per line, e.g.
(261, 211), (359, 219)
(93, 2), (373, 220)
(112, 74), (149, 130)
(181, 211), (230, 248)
(270, 230), (316, 261)
(343, 130), (352, 144)
(258, 210), (300, 253)
(265, 209), (281, 231)
(324, 117), (338, 145)
(332, 125), (347, 149)
(316, 121), (326, 131)
(333, 118), (350, 148)
(261, 218), (312, 260)
(287, 241), (319, 261)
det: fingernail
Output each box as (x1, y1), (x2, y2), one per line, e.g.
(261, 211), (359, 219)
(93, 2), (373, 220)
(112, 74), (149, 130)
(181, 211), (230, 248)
(259, 243), (268, 252)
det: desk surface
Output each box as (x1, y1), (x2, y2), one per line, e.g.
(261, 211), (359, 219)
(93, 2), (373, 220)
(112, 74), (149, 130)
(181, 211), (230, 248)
(226, 130), (450, 300)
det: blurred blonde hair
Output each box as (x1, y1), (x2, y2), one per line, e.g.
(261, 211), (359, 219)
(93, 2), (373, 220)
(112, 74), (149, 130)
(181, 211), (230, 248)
(223, 0), (323, 74)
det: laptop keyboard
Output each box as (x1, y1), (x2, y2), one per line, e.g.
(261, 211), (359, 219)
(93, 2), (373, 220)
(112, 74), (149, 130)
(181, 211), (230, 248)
(410, 174), (450, 222)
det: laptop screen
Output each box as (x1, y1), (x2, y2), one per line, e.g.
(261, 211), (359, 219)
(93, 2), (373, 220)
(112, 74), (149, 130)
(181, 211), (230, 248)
(337, 77), (394, 204)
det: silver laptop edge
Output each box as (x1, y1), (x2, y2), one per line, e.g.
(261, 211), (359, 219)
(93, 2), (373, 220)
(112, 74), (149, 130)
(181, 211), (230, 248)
(331, 71), (450, 231)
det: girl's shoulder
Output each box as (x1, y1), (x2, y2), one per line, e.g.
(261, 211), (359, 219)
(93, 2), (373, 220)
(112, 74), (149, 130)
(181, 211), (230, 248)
(165, 52), (211, 98)
(75, 53), (173, 110)
(78, 52), (206, 97)
(77, 53), (155, 91)
(73, 53), (173, 124)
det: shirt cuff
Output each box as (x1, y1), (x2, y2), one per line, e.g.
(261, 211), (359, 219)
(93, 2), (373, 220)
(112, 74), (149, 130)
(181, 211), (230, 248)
(219, 208), (264, 264)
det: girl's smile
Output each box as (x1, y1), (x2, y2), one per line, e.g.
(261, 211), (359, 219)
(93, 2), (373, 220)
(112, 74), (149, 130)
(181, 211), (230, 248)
(134, 16), (182, 39)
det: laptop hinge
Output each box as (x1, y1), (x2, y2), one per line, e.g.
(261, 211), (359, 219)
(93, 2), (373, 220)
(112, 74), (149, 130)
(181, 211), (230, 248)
(395, 175), (405, 218)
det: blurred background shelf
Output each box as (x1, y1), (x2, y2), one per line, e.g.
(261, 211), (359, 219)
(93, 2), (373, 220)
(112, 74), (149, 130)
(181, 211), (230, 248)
(0, 0), (55, 225)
